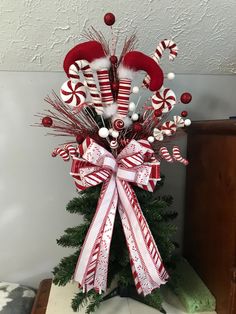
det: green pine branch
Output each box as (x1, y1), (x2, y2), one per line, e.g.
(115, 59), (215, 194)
(53, 251), (79, 286)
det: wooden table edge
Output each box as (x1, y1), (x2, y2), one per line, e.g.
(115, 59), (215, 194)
(31, 279), (52, 314)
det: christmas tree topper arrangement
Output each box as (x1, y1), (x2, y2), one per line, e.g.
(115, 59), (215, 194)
(36, 11), (192, 301)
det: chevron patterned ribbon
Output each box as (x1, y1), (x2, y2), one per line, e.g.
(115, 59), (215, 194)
(70, 137), (168, 296)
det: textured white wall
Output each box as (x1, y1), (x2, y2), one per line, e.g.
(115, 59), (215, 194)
(0, 0), (236, 289)
(0, 0), (236, 73)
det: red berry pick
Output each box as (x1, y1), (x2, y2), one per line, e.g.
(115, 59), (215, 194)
(42, 116), (53, 127)
(110, 55), (118, 65)
(76, 134), (84, 144)
(180, 92), (192, 104)
(112, 82), (119, 91)
(133, 122), (143, 132)
(181, 110), (188, 117)
(154, 109), (162, 117)
(104, 13), (115, 26)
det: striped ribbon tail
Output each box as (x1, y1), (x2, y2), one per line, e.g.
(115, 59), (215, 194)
(117, 78), (132, 117)
(97, 69), (114, 105)
(73, 175), (118, 293)
(117, 180), (169, 296)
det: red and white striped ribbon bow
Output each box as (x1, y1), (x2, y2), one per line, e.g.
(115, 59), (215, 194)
(70, 138), (168, 296)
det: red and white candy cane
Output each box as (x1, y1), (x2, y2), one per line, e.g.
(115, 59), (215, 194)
(68, 59), (103, 114)
(161, 121), (177, 136)
(65, 144), (77, 157)
(152, 88), (176, 113)
(117, 51), (164, 118)
(143, 39), (178, 89)
(52, 147), (70, 161)
(172, 146), (189, 165)
(159, 147), (174, 163)
(63, 41), (113, 114)
(60, 80), (86, 107)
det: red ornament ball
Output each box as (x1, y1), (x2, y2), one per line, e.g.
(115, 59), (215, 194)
(42, 116), (53, 127)
(76, 134), (84, 144)
(110, 55), (118, 64)
(180, 92), (192, 104)
(104, 13), (115, 26)
(112, 82), (119, 91)
(133, 122), (143, 132)
(154, 109), (163, 117)
(181, 110), (188, 117)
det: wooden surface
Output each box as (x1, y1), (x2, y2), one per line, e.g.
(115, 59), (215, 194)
(31, 279), (52, 314)
(184, 119), (236, 314)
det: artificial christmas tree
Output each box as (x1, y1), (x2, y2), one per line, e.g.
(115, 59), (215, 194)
(52, 182), (177, 313)
(36, 12), (192, 314)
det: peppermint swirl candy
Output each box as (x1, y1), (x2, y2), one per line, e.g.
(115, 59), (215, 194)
(173, 115), (185, 128)
(113, 119), (124, 131)
(60, 80), (86, 107)
(153, 128), (164, 141)
(152, 88), (176, 113)
(161, 121), (177, 136)
(110, 140), (119, 149)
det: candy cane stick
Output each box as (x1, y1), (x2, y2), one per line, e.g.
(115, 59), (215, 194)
(172, 146), (189, 165)
(52, 148), (70, 161)
(117, 51), (164, 118)
(69, 60), (103, 115)
(65, 144), (77, 157)
(159, 147), (173, 163)
(96, 69), (113, 106)
(143, 39), (178, 89)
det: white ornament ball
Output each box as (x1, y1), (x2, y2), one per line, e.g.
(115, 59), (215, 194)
(132, 86), (139, 94)
(148, 136), (155, 143)
(131, 113), (139, 121)
(109, 128), (113, 135)
(167, 72), (175, 80)
(98, 127), (109, 138)
(129, 102), (136, 112)
(111, 130), (119, 138)
(184, 119), (192, 126)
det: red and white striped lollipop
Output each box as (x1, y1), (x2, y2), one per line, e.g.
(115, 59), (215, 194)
(161, 121), (177, 136)
(152, 88), (176, 113)
(60, 80), (86, 107)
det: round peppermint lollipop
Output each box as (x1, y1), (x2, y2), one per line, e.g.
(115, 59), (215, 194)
(152, 88), (176, 113)
(60, 80), (86, 107)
